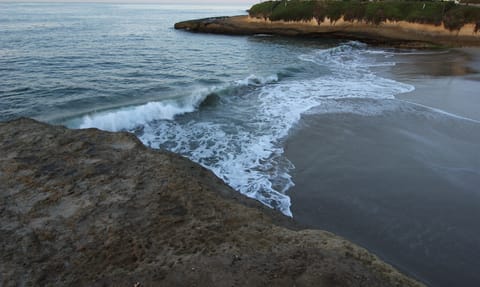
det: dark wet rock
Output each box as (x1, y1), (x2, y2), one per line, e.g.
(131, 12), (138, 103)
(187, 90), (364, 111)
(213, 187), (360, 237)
(0, 118), (424, 286)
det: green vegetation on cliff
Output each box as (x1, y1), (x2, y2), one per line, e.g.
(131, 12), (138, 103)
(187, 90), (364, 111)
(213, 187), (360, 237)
(249, 0), (480, 31)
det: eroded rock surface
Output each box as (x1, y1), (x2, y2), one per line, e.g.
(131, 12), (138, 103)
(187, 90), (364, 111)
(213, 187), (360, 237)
(175, 16), (480, 48)
(0, 118), (423, 286)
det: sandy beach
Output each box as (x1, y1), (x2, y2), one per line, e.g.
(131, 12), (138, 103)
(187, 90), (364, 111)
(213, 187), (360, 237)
(394, 48), (480, 121)
(285, 48), (480, 286)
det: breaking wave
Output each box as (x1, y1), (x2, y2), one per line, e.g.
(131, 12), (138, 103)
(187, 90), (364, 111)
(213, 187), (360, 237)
(77, 74), (279, 131)
(75, 42), (415, 217)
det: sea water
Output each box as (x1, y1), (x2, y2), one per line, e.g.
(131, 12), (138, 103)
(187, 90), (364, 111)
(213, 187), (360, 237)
(2, 3), (480, 286)
(0, 3), (415, 216)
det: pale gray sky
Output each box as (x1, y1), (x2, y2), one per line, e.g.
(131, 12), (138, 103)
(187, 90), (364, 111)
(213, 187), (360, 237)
(0, 0), (258, 3)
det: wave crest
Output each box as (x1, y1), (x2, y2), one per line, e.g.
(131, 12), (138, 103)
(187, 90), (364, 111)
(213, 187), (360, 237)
(77, 74), (279, 132)
(78, 89), (209, 131)
(73, 43), (415, 217)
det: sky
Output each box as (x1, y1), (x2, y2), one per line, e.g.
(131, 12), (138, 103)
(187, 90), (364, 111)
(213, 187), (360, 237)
(0, 0), (258, 3)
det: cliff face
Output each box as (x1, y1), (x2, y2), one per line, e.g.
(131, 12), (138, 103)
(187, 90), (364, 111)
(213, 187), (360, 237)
(174, 15), (480, 47)
(0, 118), (423, 287)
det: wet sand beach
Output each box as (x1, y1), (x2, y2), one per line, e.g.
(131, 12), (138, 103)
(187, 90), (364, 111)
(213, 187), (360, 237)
(393, 48), (480, 121)
(286, 48), (480, 286)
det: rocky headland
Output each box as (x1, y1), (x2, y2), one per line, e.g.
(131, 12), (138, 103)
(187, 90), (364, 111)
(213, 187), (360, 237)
(174, 15), (480, 48)
(0, 118), (424, 286)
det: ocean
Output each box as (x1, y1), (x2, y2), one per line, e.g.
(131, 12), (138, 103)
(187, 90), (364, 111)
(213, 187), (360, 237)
(1, 3), (480, 286)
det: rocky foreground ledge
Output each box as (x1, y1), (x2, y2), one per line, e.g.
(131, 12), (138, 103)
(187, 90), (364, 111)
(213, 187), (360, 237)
(0, 118), (423, 286)
(175, 15), (480, 48)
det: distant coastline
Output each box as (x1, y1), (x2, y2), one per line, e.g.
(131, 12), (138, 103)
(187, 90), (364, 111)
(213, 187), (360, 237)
(175, 0), (480, 48)
(175, 15), (480, 48)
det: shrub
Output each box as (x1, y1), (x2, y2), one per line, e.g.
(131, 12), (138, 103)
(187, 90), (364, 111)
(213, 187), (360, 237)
(248, 0), (480, 31)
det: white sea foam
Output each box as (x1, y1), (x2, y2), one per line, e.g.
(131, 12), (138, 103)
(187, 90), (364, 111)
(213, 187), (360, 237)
(140, 120), (294, 216)
(139, 43), (415, 216)
(78, 89), (211, 131)
(76, 42), (416, 217)
(77, 74), (278, 132)
(234, 74), (279, 86)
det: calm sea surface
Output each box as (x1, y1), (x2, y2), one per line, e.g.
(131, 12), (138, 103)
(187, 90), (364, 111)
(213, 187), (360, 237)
(1, 3), (480, 286)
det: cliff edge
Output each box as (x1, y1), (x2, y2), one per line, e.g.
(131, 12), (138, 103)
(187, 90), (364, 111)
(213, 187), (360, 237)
(0, 118), (424, 286)
(175, 15), (480, 48)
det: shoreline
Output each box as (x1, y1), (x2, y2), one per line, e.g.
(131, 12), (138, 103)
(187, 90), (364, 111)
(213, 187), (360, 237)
(175, 15), (480, 48)
(0, 118), (424, 286)
(284, 48), (480, 286)
(393, 47), (480, 122)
